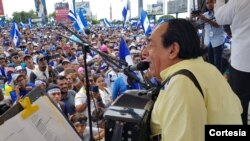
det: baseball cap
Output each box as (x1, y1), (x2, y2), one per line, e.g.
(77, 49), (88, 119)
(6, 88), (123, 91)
(0, 54), (6, 59)
(12, 73), (24, 82)
(62, 59), (70, 64)
(23, 54), (32, 61)
(15, 66), (25, 72)
(36, 54), (46, 62)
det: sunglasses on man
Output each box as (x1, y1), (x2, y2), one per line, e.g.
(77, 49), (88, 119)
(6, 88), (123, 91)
(13, 55), (19, 60)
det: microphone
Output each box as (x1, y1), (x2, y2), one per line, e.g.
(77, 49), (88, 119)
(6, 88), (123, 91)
(84, 28), (91, 35)
(127, 61), (150, 72)
(123, 62), (151, 89)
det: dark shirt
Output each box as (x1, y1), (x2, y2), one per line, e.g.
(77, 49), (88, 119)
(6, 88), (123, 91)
(61, 90), (76, 115)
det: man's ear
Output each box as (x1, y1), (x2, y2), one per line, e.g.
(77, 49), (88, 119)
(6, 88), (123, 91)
(168, 42), (180, 59)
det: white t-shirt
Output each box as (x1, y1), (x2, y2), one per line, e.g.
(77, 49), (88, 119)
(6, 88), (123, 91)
(82, 127), (104, 141)
(75, 87), (95, 118)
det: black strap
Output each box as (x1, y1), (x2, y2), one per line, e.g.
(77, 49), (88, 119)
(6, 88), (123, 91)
(151, 134), (161, 141)
(152, 69), (203, 101)
(150, 69), (204, 141)
(175, 69), (204, 97)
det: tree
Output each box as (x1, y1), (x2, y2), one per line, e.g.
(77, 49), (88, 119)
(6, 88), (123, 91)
(12, 10), (37, 23)
(48, 12), (56, 20)
(91, 19), (100, 25)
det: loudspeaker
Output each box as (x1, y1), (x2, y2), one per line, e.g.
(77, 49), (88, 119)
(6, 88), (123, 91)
(104, 90), (154, 141)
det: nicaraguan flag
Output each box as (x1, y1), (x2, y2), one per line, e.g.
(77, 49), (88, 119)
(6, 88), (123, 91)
(122, 0), (128, 28)
(119, 37), (134, 66)
(28, 18), (32, 28)
(10, 21), (22, 47)
(68, 10), (83, 31)
(20, 21), (25, 28)
(130, 19), (137, 27)
(68, 10), (77, 21)
(103, 18), (111, 27)
(140, 10), (152, 36)
(78, 10), (89, 28)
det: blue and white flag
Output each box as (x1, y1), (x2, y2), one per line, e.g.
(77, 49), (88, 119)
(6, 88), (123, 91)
(119, 37), (134, 66)
(130, 19), (137, 27)
(78, 10), (89, 28)
(122, 0), (128, 28)
(140, 10), (152, 36)
(103, 18), (111, 27)
(68, 10), (89, 31)
(10, 21), (22, 47)
(68, 10), (77, 21)
(20, 21), (25, 28)
(28, 18), (32, 28)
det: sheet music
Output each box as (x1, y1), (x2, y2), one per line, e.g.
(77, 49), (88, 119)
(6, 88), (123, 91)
(0, 96), (82, 141)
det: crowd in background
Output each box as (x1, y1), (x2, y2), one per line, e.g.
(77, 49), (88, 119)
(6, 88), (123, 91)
(0, 23), (152, 140)
(0, 7), (234, 140)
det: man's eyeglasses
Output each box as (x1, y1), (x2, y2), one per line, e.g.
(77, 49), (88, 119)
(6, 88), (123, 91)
(13, 56), (19, 60)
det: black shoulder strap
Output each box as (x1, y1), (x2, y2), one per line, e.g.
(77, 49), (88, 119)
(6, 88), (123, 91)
(174, 69), (204, 97)
(152, 69), (203, 101)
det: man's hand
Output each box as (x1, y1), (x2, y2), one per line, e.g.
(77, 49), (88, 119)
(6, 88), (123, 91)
(198, 15), (207, 21)
(15, 85), (21, 95)
(25, 86), (33, 91)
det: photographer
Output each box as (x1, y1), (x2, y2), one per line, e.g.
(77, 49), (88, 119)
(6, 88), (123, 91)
(215, 0), (250, 125)
(191, 0), (225, 73)
(10, 74), (35, 103)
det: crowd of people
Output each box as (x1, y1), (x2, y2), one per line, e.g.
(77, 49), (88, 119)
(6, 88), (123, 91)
(0, 21), (150, 140)
(0, 0), (250, 140)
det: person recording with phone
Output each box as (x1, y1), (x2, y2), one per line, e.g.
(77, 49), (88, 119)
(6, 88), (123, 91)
(10, 74), (35, 103)
(214, 0), (250, 125)
(191, 0), (225, 73)
(93, 74), (112, 108)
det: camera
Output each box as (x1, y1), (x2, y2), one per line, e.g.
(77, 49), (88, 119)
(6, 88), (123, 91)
(191, 10), (201, 15)
(91, 85), (99, 93)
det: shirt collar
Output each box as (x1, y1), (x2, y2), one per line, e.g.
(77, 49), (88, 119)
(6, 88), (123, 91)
(160, 57), (204, 81)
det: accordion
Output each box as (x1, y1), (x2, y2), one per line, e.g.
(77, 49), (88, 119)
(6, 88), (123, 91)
(104, 90), (154, 141)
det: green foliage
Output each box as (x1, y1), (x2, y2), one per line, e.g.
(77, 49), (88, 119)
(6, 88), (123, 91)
(98, 18), (104, 23)
(48, 12), (56, 19)
(12, 10), (37, 23)
(91, 19), (100, 25)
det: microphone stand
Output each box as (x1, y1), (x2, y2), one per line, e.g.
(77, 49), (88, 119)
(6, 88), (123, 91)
(58, 23), (154, 98)
(81, 43), (94, 141)
(58, 24), (95, 141)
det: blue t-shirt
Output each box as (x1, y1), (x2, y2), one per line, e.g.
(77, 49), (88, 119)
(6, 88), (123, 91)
(10, 83), (35, 102)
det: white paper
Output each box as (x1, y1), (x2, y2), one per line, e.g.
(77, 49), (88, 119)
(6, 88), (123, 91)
(0, 96), (82, 141)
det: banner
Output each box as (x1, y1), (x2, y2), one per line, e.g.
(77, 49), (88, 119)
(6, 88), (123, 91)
(167, 0), (188, 14)
(55, 2), (69, 23)
(0, 0), (4, 16)
(75, 1), (91, 19)
(34, 0), (48, 18)
(147, 0), (163, 15)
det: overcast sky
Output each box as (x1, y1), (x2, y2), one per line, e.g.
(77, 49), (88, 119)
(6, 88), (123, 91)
(2, 0), (158, 20)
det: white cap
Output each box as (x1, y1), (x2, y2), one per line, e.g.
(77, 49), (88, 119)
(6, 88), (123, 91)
(15, 66), (23, 71)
